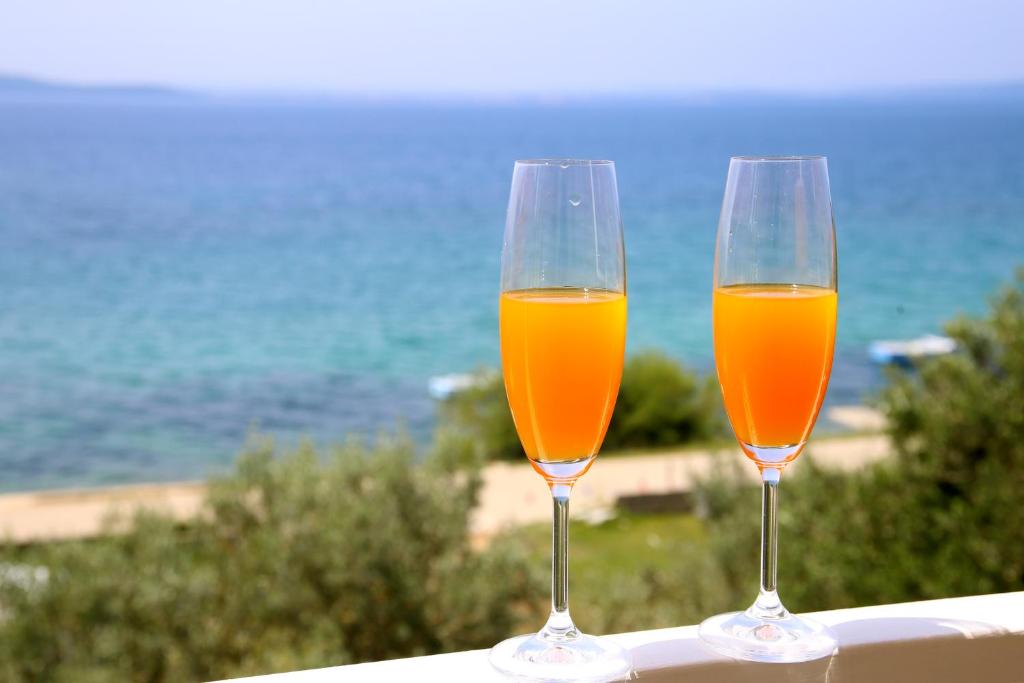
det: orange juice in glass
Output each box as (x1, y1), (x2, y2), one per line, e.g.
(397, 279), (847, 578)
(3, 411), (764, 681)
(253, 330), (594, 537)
(500, 287), (626, 478)
(713, 284), (837, 466)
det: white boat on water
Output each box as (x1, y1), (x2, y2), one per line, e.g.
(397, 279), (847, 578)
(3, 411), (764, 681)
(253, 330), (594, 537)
(868, 334), (956, 365)
(428, 373), (478, 400)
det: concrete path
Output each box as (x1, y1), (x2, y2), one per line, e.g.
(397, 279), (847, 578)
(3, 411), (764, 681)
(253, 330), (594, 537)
(470, 434), (890, 538)
(0, 482), (206, 544)
(0, 435), (890, 544)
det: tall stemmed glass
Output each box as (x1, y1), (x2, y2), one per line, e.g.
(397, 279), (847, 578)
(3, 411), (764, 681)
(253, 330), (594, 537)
(489, 160), (633, 682)
(698, 156), (839, 662)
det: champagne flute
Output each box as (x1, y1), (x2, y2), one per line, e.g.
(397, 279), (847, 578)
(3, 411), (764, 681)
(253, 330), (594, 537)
(698, 156), (839, 662)
(489, 159), (633, 682)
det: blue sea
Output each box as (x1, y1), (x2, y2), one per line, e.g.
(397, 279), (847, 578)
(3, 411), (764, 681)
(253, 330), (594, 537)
(0, 95), (1022, 491)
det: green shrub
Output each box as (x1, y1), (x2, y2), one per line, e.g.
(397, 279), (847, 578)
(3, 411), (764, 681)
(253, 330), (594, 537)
(439, 351), (725, 461)
(603, 351), (725, 451)
(436, 370), (522, 461)
(0, 433), (539, 682)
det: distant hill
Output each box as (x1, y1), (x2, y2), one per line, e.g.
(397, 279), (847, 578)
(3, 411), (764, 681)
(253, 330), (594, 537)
(1, 73), (1022, 106)
(0, 74), (192, 101)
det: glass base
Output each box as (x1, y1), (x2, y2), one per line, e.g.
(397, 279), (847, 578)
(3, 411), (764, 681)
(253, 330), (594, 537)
(698, 608), (837, 663)
(489, 631), (633, 682)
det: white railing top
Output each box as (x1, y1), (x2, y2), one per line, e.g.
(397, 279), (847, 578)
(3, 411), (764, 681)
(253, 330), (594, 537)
(213, 591), (1024, 682)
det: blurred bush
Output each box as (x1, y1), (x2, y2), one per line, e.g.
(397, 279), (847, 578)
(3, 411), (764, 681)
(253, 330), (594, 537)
(439, 351), (725, 461)
(436, 369), (522, 461)
(0, 433), (539, 682)
(603, 351), (725, 451)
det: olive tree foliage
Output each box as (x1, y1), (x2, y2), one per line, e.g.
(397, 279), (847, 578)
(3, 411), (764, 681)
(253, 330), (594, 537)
(0, 432), (538, 683)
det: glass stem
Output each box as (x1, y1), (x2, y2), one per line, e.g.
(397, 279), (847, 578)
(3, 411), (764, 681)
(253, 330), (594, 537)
(752, 468), (785, 619)
(541, 483), (577, 640)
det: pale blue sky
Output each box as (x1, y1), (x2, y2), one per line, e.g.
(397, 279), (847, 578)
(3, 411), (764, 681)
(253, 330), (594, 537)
(2, 0), (1022, 95)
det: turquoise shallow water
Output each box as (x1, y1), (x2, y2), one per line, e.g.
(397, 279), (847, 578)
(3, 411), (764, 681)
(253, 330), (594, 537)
(0, 97), (1022, 490)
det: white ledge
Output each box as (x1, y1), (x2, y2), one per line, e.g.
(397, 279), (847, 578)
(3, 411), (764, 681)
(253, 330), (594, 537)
(213, 592), (1024, 682)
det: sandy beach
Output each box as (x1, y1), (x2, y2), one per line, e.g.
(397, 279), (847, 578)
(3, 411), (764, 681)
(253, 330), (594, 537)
(0, 432), (890, 545)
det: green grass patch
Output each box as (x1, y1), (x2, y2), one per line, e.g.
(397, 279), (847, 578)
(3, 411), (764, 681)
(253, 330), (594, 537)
(496, 511), (708, 628)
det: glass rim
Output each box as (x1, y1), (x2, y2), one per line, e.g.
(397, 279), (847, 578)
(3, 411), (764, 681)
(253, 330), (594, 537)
(730, 155), (826, 162)
(515, 158), (614, 167)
